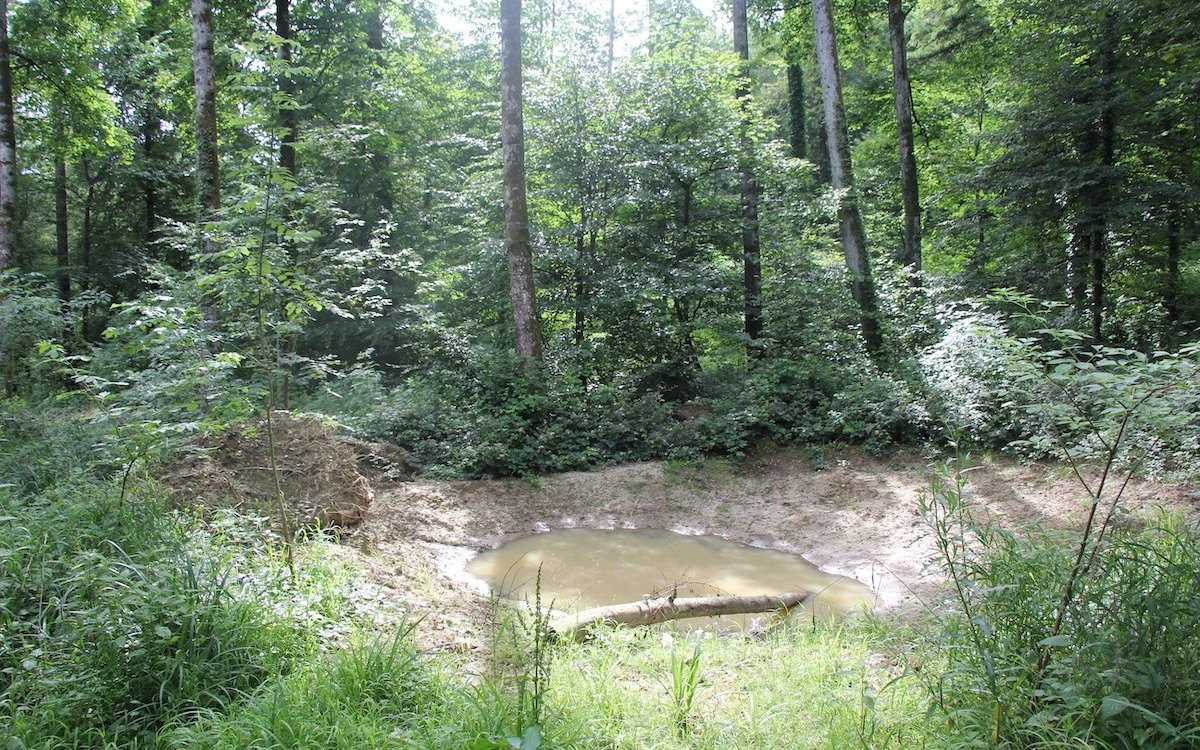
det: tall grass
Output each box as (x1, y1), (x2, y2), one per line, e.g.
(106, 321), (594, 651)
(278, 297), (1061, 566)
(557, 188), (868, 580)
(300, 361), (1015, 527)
(919, 463), (1200, 749)
(0, 481), (307, 748)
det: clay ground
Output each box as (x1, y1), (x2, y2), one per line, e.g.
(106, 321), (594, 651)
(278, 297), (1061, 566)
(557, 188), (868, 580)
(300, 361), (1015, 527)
(339, 449), (1197, 656)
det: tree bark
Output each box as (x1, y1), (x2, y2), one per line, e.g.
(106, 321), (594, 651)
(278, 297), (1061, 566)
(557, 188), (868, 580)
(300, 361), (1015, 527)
(888, 0), (921, 275)
(500, 0), (543, 360)
(782, 0), (806, 160)
(811, 0), (882, 354)
(192, 0), (220, 219)
(55, 146), (70, 303)
(277, 0), (297, 179)
(787, 64), (806, 159)
(1090, 17), (1117, 344)
(733, 0), (763, 348)
(549, 592), (810, 642)
(0, 0), (15, 271)
(1165, 216), (1180, 327)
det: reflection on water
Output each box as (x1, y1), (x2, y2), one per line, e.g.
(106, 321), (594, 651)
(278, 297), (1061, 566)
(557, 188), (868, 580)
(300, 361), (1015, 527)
(466, 528), (873, 628)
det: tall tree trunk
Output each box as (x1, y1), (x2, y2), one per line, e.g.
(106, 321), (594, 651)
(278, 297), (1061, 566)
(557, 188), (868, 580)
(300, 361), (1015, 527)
(812, 87), (830, 183)
(888, 0), (921, 275)
(787, 64), (806, 159)
(811, 0), (882, 355)
(0, 0), (15, 271)
(81, 157), (95, 339)
(733, 0), (763, 348)
(143, 114), (158, 242)
(782, 0), (806, 160)
(574, 219), (587, 348)
(366, 8), (393, 217)
(192, 0), (220, 221)
(1068, 221), (1089, 313)
(55, 148), (70, 304)
(1090, 17), (1117, 344)
(276, 0), (297, 179)
(500, 0), (542, 360)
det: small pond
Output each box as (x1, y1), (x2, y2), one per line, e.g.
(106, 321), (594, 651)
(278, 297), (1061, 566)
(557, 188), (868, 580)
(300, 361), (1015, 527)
(467, 528), (873, 629)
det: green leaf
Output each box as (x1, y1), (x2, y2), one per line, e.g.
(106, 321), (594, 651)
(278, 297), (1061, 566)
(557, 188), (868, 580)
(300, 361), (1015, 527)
(1038, 634), (1072, 647)
(1101, 695), (1129, 719)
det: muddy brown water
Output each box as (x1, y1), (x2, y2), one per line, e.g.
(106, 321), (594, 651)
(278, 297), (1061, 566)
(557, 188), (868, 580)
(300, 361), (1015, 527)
(466, 528), (874, 629)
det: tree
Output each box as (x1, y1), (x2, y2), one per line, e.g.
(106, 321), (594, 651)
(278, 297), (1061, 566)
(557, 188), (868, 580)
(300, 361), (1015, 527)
(810, 0), (881, 354)
(500, 0), (543, 360)
(276, 0), (296, 179)
(192, 0), (219, 222)
(888, 0), (920, 275)
(0, 0), (14, 272)
(733, 0), (763, 349)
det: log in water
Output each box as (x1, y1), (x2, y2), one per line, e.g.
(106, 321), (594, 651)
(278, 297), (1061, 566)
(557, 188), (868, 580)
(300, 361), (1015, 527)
(466, 528), (873, 629)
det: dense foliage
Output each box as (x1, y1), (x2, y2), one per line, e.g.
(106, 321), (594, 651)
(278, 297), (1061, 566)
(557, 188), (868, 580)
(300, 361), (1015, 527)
(1, 1), (1199, 748)
(0, 0), (1195, 476)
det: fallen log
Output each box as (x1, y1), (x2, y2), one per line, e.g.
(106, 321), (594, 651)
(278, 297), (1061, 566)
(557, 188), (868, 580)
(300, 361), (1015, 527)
(548, 591), (810, 642)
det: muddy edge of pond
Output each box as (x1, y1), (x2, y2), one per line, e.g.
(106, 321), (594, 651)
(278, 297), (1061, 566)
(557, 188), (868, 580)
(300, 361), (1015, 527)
(351, 453), (1195, 652)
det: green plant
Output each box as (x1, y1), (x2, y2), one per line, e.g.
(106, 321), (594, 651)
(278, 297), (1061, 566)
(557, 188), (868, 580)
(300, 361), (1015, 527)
(0, 480), (306, 748)
(917, 300), (1200, 747)
(164, 625), (448, 750)
(479, 566), (553, 749)
(668, 639), (702, 737)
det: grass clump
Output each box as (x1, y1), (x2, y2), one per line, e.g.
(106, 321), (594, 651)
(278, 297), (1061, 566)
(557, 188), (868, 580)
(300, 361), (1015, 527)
(0, 481), (312, 748)
(162, 627), (441, 749)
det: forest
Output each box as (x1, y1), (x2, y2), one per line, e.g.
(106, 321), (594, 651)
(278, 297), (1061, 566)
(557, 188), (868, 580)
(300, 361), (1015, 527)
(1, 0), (1199, 748)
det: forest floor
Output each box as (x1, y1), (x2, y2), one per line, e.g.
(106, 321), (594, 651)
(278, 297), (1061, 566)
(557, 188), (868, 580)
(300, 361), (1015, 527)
(328, 444), (1197, 661)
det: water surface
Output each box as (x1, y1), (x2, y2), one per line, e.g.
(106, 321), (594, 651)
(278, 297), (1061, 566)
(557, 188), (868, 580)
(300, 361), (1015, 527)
(467, 528), (873, 627)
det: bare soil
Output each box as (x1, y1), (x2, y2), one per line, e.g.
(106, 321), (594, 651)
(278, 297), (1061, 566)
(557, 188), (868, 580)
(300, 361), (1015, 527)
(160, 420), (1197, 655)
(346, 448), (1197, 654)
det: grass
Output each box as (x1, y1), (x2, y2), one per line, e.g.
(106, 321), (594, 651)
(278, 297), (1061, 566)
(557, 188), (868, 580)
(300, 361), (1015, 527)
(547, 620), (931, 750)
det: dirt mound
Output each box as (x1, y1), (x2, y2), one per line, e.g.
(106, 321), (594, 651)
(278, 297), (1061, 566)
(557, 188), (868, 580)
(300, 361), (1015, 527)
(161, 412), (395, 528)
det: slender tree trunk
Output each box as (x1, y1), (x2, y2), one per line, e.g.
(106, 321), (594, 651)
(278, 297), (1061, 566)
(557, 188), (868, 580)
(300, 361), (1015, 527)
(192, 0), (220, 220)
(1090, 18), (1117, 344)
(1165, 215), (1180, 327)
(888, 0), (921, 275)
(500, 0), (542, 360)
(0, 0), (15, 271)
(733, 0), (762, 348)
(811, 0), (882, 354)
(143, 115), (158, 242)
(574, 219), (586, 348)
(55, 149), (70, 303)
(1068, 221), (1089, 313)
(787, 64), (806, 159)
(782, 0), (806, 160)
(812, 87), (830, 183)
(0, 0), (13, 393)
(276, 0), (297, 179)
(366, 8), (393, 217)
(81, 157), (95, 338)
